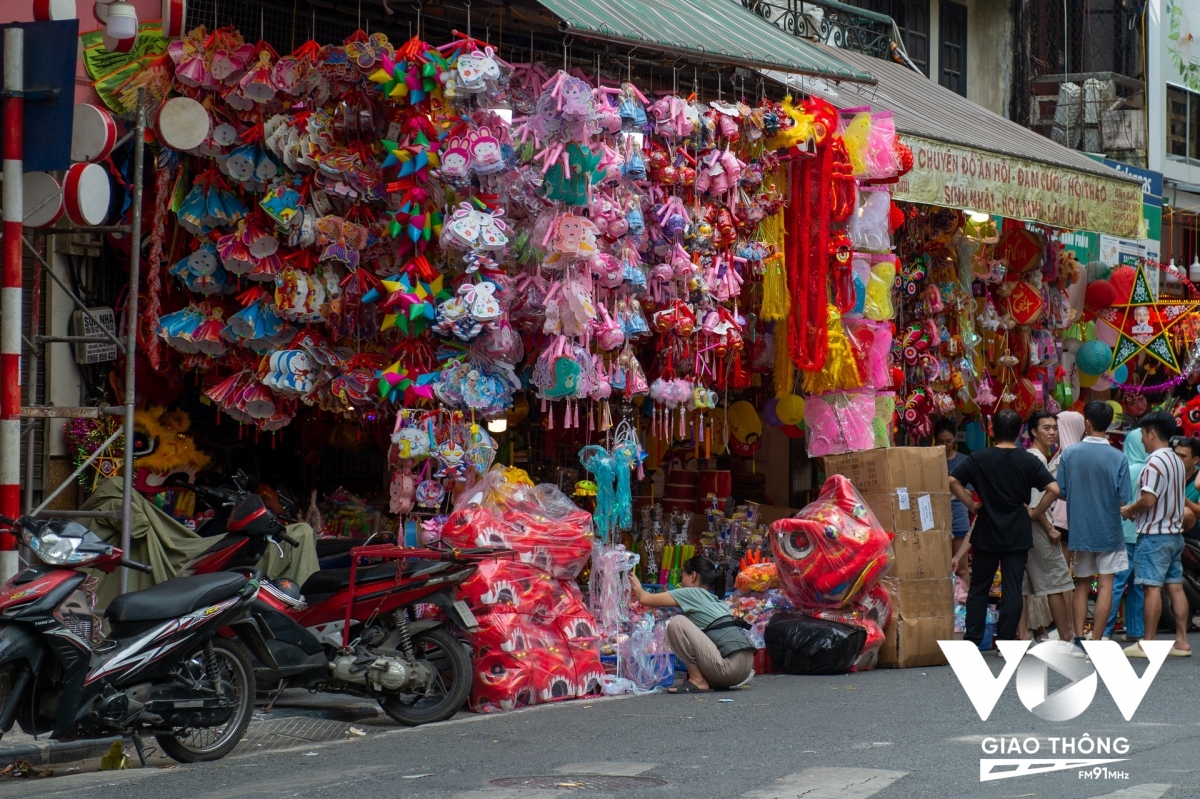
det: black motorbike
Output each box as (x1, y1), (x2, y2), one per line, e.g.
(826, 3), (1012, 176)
(0, 515), (270, 763)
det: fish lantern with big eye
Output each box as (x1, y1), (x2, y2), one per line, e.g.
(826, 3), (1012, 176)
(769, 474), (893, 609)
(470, 649), (532, 713)
(528, 641), (582, 703)
(456, 560), (559, 616)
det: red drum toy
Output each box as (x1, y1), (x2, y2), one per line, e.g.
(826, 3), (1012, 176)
(697, 468), (732, 499)
(161, 0), (187, 37)
(155, 96), (210, 152)
(22, 172), (64, 228)
(102, 30), (135, 53)
(63, 163), (111, 226)
(33, 0), (77, 20)
(71, 104), (118, 163)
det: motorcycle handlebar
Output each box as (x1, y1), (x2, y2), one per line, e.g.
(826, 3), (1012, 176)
(278, 533), (300, 548)
(121, 557), (153, 574)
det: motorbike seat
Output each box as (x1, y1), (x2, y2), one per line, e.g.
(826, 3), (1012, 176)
(299, 560), (449, 598)
(106, 572), (248, 623)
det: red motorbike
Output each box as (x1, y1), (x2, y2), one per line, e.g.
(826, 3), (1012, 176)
(0, 515), (267, 763)
(175, 483), (492, 726)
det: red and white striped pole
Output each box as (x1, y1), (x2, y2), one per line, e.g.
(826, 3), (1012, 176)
(1, 27), (23, 582)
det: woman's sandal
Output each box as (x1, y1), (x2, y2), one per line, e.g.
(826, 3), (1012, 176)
(668, 680), (711, 694)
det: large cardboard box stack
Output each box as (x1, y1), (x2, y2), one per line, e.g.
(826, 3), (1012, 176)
(824, 447), (955, 668)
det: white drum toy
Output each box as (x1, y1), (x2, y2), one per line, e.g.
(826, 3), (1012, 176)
(71, 104), (118, 163)
(155, 96), (210, 152)
(64, 163), (111, 227)
(33, 0), (77, 21)
(22, 172), (64, 228)
(162, 0), (187, 38)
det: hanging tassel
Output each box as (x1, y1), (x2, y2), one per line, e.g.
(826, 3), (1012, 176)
(548, 403), (555, 429)
(801, 305), (863, 394)
(573, 400), (580, 429)
(774, 310), (796, 398)
(759, 210), (790, 321)
(588, 403), (595, 431)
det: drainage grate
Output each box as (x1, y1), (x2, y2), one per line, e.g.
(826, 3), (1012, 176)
(490, 775), (667, 790)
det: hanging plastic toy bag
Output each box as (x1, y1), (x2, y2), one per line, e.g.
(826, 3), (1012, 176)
(769, 474), (893, 610)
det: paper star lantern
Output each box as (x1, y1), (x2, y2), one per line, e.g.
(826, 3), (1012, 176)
(1094, 262), (1200, 372)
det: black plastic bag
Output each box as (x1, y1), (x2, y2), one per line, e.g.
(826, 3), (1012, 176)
(764, 612), (865, 675)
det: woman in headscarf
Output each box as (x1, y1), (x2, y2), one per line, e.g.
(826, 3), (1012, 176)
(1103, 428), (1145, 641)
(1051, 411), (1086, 568)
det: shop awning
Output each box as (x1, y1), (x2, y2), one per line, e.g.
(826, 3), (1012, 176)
(764, 46), (1144, 237)
(536, 0), (876, 83)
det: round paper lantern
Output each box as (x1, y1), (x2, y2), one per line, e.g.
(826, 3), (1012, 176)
(776, 394), (805, 426)
(1107, 400), (1124, 418)
(1092, 376), (1112, 392)
(1110, 265), (1136, 302)
(763, 397), (781, 428)
(1084, 279), (1116, 311)
(1076, 340), (1113, 376)
(965, 421), (986, 451)
(780, 423), (804, 439)
(1079, 371), (1100, 389)
(1110, 364), (1129, 384)
(727, 401), (762, 445)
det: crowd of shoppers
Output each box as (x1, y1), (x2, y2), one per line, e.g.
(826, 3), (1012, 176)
(943, 402), (1195, 657)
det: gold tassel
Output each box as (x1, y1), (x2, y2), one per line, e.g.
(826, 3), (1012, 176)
(759, 210), (789, 322)
(773, 313), (794, 399)
(801, 306), (863, 395)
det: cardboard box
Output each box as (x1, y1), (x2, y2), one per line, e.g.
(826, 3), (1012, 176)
(889, 528), (954, 581)
(861, 491), (951, 535)
(754, 504), (803, 526)
(877, 615), (954, 668)
(824, 447), (949, 496)
(888, 577), (954, 620)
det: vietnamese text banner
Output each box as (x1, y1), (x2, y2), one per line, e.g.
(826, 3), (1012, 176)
(892, 137), (1142, 238)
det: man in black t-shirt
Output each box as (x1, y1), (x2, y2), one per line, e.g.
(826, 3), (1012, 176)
(949, 410), (1060, 648)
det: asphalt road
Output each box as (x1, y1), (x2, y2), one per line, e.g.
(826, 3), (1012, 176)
(6, 634), (1200, 799)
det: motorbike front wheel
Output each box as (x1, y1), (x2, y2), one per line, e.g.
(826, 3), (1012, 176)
(378, 627), (471, 726)
(155, 637), (256, 763)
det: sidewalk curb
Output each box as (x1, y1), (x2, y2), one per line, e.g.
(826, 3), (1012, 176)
(0, 736), (121, 766)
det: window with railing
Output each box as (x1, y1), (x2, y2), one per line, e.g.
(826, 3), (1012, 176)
(740, 0), (898, 60)
(849, 0), (929, 74)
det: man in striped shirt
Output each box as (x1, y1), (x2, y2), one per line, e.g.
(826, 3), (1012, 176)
(1120, 411), (1193, 658)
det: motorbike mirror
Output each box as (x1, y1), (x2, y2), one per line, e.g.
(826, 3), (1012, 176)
(232, 469), (250, 489)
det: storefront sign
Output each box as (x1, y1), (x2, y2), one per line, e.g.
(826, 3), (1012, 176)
(893, 137), (1142, 238)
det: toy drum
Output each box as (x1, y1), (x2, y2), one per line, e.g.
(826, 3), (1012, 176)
(22, 172), (64, 228)
(93, 1), (108, 22)
(697, 469), (731, 499)
(33, 0), (77, 20)
(102, 30), (135, 53)
(660, 497), (697, 514)
(664, 468), (698, 500)
(71, 104), (118, 163)
(64, 163), (111, 226)
(162, 0), (187, 37)
(155, 96), (210, 152)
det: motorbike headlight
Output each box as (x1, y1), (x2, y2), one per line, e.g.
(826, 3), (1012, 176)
(28, 530), (95, 565)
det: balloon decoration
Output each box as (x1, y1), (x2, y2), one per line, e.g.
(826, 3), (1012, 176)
(776, 394), (805, 426)
(763, 397), (782, 428)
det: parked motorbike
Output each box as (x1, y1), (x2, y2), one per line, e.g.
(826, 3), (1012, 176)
(0, 515), (267, 763)
(181, 473), (387, 567)
(173, 482), (491, 726)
